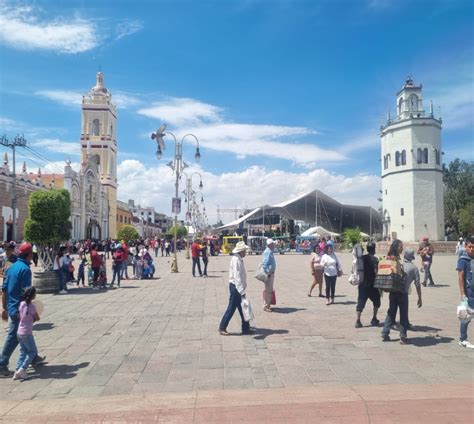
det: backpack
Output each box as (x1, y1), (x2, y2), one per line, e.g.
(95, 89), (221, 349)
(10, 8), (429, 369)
(348, 243), (364, 286)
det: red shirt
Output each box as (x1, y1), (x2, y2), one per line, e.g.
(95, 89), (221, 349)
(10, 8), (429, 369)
(90, 250), (103, 268)
(191, 243), (201, 258)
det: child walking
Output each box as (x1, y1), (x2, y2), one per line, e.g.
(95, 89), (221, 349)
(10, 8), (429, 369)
(13, 287), (40, 380)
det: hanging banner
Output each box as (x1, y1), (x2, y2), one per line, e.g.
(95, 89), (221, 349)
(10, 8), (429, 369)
(172, 197), (181, 214)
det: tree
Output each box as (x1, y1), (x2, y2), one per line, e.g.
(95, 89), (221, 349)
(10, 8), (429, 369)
(458, 203), (474, 236)
(24, 189), (71, 270)
(443, 159), (474, 237)
(342, 227), (362, 248)
(166, 225), (188, 239)
(117, 224), (139, 242)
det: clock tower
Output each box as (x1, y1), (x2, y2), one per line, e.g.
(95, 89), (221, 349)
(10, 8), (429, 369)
(380, 77), (444, 241)
(80, 72), (117, 238)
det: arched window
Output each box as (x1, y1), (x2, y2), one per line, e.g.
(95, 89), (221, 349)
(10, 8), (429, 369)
(435, 149), (440, 165)
(92, 119), (100, 136)
(398, 98), (403, 116)
(417, 148), (422, 164)
(401, 150), (406, 165)
(384, 155), (388, 170)
(395, 151), (401, 166)
(409, 94), (418, 112)
(423, 148), (428, 164)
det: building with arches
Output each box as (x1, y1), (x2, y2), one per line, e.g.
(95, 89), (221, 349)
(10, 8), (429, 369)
(381, 77), (444, 241)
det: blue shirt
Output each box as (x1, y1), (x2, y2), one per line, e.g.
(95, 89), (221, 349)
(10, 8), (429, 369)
(262, 247), (276, 274)
(457, 253), (473, 298)
(2, 258), (32, 317)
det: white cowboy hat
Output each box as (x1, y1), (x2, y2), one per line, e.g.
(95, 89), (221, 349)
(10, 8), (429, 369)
(266, 238), (275, 246)
(232, 241), (249, 254)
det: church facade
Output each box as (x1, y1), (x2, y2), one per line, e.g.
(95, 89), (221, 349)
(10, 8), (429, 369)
(381, 78), (444, 242)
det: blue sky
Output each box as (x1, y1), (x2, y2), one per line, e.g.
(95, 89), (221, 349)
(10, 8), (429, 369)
(0, 0), (473, 224)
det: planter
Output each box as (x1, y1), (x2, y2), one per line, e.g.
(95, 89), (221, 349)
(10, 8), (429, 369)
(33, 270), (58, 294)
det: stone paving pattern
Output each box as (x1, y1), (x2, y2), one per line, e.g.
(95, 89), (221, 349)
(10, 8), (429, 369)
(0, 250), (473, 421)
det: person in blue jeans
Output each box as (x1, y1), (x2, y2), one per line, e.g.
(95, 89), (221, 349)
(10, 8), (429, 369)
(219, 241), (251, 335)
(0, 243), (45, 378)
(457, 237), (474, 349)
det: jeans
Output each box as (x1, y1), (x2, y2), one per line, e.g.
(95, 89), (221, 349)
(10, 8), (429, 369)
(423, 263), (435, 285)
(55, 269), (66, 291)
(219, 283), (250, 333)
(0, 315), (19, 369)
(460, 295), (474, 342)
(382, 292), (409, 338)
(192, 257), (202, 276)
(202, 258), (208, 276)
(16, 334), (38, 370)
(111, 262), (122, 286)
(264, 273), (275, 307)
(324, 274), (337, 299)
(120, 263), (129, 279)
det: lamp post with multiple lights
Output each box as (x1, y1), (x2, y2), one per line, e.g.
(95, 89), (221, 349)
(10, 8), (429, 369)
(151, 125), (201, 272)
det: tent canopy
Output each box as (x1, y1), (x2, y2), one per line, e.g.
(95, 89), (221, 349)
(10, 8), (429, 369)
(301, 226), (340, 237)
(218, 189), (382, 235)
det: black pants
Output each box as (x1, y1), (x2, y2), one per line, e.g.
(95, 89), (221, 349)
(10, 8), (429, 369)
(202, 258), (208, 276)
(192, 257), (202, 276)
(356, 285), (381, 312)
(382, 292), (409, 338)
(324, 274), (337, 299)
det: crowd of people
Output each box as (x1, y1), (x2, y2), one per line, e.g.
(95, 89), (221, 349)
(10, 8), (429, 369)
(218, 236), (474, 350)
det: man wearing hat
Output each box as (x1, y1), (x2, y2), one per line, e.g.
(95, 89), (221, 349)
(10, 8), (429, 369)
(218, 241), (251, 335)
(0, 243), (45, 377)
(262, 238), (277, 312)
(0, 242), (17, 284)
(381, 248), (422, 344)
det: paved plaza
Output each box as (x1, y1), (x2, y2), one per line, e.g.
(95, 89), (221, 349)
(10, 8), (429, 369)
(0, 250), (472, 422)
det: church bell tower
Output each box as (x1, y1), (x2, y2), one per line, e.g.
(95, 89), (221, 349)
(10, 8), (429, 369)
(380, 77), (444, 242)
(80, 72), (117, 238)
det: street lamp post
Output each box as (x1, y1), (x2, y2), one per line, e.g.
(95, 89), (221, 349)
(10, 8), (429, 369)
(151, 125), (201, 273)
(183, 171), (203, 259)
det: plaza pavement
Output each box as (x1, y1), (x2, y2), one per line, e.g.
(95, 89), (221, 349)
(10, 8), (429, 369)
(0, 250), (472, 423)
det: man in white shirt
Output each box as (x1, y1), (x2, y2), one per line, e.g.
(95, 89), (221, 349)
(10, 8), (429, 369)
(218, 241), (252, 335)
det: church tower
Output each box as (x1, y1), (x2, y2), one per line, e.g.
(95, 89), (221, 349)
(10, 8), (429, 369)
(380, 77), (444, 242)
(80, 72), (117, 238)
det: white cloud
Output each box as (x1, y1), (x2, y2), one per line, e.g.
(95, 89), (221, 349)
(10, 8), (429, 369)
(430, 83), (473, 130)
(117, 160), (380, 224)
(0, 5), (99, 54)
(35, 89), (140, 109)
(33, 138), (80, 156)
(138, 98), (224, 127)
(35, 90), (83, 106)
(139, 97), (345, 164)
(115, 20), (143, 40)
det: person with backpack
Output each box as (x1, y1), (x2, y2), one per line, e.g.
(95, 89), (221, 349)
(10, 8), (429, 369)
(355, 242), (381, 328)
(381, 241), (422, 344)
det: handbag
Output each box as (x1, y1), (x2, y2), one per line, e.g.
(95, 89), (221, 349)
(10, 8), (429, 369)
(255, 263), (268, 283)
(263, 289), (276, 305)
(241, 298), (254, 322)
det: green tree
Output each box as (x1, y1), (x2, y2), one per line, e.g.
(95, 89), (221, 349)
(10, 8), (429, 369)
(458, 203), (474, 236)
(24, 189), (71, 270)
(443, 159), (474, 237)
(342, 227), (362, 248)
(166, 225), (188, 239)
(117, 224), (140, 242)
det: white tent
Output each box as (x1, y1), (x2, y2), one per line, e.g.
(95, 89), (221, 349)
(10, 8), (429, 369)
(301, 226), (340, 237)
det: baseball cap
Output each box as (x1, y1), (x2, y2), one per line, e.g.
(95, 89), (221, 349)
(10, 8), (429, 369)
(18, 242), (33, 255)
(5, 241), (16, 250)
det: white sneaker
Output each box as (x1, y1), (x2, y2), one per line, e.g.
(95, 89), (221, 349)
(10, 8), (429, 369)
(58, 290), (68, 294)
(12, 368), (28, 380)
(459, 340), (474, 349)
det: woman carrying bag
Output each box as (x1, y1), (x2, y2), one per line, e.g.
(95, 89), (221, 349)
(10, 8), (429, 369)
(320, 242), (343, 305)
(218, 241), (252, 336)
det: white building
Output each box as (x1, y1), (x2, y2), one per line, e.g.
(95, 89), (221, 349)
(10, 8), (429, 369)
(381, 77), (444, 242)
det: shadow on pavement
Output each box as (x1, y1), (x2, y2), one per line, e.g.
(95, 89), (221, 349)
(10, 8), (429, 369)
(272, 307), (306, 314)
(33, 323), (54, 331)
(333, 301), (357, 305)
(116, 286), (139, 289)
(410, 325), (442, 333)
(423, 284), (450, 288)
(410, 336), (455, 347)
(253, 328), (289, 340)
(30, 362), (90, 380)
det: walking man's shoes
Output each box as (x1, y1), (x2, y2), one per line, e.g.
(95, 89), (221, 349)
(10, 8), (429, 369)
(382, 335), (390, 342)
(370, 318), (380, 327)
(355, 320), (363, 328)
(0, 367), (13, 378)
(459, 340), (474, 349)
(32, 355), (47, 368)
(218, 329), (229, 336)
(400, 337), (411, 345)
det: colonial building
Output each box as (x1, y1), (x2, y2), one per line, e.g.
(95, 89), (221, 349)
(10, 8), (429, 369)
(380, 77), (444, 241)
(79, 72), (118, 238)
(117, 199), (133, 233)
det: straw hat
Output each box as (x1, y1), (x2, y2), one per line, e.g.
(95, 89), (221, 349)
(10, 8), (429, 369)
(232, 241), (249, 254)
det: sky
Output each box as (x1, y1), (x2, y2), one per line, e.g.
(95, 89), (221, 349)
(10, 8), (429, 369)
(0, 0), (473, 225)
